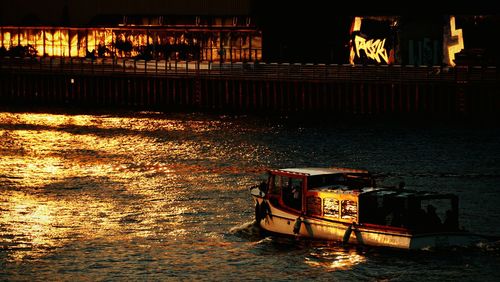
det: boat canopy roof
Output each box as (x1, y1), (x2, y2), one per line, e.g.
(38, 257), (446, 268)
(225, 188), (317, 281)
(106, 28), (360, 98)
(268, 167), (457, 200)
(271, 167), (369, 176)
(360, 187), (458, 200)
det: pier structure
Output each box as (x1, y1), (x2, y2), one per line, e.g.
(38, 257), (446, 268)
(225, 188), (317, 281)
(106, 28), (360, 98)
(1, 57), (498, 118)
(1, 0), (499, 118)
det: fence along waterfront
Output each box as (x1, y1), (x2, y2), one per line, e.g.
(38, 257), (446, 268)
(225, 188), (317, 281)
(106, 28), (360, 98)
(0, 57), (498, 116)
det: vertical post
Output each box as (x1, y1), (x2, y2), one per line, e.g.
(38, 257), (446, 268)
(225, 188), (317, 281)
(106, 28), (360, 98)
(146, 28), (149, 75)
(26, 29), (33, 70)
(219, 30), (223, 67)
(85, 28), (88, 57)
(249, 33), (252, 61)
(52, 28), (54, 57)
(68, 29), (71, 58)
(60, 28), (63, 57)
(209, 32), (213, 62)
(43, 29), (46, 57)
(112, 28), (115, 58)
(239, 34), (243, 61)
(76, 29), (80, 58)
(229, 31), (233, 63)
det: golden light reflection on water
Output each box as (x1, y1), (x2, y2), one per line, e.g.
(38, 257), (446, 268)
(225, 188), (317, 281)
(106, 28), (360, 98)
(0, 112), (202, 261)
(305, 248), (366, 271)
(0, 190), (131, 261)
(2, 112), (221, 133)
(0, 112), (199, 189)
(0, 111), (268, 262)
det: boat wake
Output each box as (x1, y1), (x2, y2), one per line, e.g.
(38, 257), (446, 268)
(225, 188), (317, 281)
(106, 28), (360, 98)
(475, 236), (500, 252)
(228, 220), (263, 241)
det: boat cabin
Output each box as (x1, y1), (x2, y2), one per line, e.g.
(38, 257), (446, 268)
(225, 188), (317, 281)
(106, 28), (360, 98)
(261, 167), (460, 233)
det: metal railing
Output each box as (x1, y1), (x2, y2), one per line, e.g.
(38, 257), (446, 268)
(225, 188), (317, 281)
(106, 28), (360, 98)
(1, 57), (498, 83)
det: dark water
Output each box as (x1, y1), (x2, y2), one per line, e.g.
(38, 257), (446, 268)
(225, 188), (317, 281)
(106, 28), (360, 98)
(1, 110), (500, 281)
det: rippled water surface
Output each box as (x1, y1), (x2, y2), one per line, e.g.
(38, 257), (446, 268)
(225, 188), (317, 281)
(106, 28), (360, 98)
(1, 110), (500, 281)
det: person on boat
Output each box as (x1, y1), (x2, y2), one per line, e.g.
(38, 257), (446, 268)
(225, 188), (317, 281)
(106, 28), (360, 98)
(426, 204), (442, 231)
(390, 210), (403, 227)
(413, 207), (428, 232)
(259, 180), (268, 193)
(292, 184), (300, 200)
(443, 209), (458, 231)
(291, 183), (302, 210)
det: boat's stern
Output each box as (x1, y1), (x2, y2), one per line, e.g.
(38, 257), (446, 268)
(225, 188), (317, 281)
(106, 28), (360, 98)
(409, 231), (488, 250)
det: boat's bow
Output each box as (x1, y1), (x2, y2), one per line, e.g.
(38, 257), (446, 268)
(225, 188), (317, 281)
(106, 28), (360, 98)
(249, 184), (267, 223)
(250, 185), (265, 199)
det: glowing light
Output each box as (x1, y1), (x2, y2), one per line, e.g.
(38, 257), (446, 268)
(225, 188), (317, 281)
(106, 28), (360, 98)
(0, 27), (262, 61)
(1, 111), (269, 263)
(305, 248), (366, 271)
(447, 16), (464, 67)
(354, 35), (389, 64)
(349, 17), (363, 65)
(349, 17), (394, 65)
(2, 32), (11, 49)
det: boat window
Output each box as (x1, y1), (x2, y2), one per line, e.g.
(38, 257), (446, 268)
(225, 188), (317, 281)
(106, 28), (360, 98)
(341, 200), (358, 221)
(324, 198), (340, 218)
(307, 196), (322, 216)
(418, 198), (455, 231)
(420, 199), (450, 222)
(281, 177), (302, 211)
(270, 175), (280, 195)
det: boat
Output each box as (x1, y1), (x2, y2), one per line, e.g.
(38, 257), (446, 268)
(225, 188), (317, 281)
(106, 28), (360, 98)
(249, 167), (487, 250)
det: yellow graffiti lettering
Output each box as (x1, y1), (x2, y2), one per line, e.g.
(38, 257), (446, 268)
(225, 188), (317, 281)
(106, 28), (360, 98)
(447, 16), (464, 67)
(354, 35), (389, 64)
(349, 17), (363, 64)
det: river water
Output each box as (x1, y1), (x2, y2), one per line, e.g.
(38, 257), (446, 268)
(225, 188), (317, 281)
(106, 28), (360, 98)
(1, 109), (499, 281)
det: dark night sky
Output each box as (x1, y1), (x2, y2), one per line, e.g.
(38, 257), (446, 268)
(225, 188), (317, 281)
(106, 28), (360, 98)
(1, 0), (498, 26)
(255, 0), (499, 17)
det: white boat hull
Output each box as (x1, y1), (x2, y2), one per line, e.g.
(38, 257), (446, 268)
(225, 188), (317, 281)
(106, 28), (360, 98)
(253, 195), (484, 250)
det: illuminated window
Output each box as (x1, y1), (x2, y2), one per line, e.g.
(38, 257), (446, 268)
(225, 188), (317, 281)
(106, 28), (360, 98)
(324, 198), (339, 217)
(341, 200), (358, 221)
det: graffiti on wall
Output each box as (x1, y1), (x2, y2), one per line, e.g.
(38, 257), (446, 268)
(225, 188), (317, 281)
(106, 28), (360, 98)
(354, 35), (390, 64)
(445, 16), (464, 66)
(349, 16), (395, 65)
